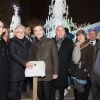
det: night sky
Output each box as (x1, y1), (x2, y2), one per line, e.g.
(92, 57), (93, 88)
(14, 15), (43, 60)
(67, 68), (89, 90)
(19, 0), (100, 25)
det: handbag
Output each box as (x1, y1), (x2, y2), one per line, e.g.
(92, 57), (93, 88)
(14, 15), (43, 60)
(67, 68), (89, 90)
(68, 61), (79, 77)
(68, 61), (86, 80)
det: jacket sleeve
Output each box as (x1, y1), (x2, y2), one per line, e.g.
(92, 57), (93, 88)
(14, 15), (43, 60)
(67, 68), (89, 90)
(28, 43), (36, 61)
(51, 39), (59, 74)
(8, 42), (26, 67)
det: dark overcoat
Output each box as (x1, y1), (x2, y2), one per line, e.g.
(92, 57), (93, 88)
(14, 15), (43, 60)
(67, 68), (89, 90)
(0, 38), (8, 100)
(8, 37), (29, 81)
(53, 37), (73, 88)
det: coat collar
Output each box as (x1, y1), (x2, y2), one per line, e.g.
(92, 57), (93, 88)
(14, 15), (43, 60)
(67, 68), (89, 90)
(36, 35), (46, 43)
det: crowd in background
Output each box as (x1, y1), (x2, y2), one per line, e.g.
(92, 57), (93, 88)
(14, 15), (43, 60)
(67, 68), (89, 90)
(0, 20), (100, 100)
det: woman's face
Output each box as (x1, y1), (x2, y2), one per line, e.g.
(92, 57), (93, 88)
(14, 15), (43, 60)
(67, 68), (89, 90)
(77, 33), (85, 43)
(34, 26), (44, 39)
(15, 28), (25, 39)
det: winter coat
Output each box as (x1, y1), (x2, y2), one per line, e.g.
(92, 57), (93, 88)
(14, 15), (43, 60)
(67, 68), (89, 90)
(8, 37), (29, 81)
(70, 42), (94, 80)
(28, 36), (59, 81)
(53, 37), (73, 88)
(0, 38), (9, 100)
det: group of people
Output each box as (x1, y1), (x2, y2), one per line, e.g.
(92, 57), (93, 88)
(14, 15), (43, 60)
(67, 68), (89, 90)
(0, 19), (100, 100)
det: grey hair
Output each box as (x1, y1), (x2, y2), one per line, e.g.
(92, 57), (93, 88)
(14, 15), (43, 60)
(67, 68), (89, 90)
(14, 25), (25, 34)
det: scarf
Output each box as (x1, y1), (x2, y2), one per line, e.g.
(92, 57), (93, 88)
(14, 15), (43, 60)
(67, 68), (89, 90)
(72, 41), (89, 64)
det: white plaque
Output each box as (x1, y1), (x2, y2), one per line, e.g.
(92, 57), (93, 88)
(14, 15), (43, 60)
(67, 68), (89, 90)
(25, 61), (45, 77)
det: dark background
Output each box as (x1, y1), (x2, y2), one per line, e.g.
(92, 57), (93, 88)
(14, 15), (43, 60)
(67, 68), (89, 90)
(20, 0), (100, 24)
(0, 0), (100, 26)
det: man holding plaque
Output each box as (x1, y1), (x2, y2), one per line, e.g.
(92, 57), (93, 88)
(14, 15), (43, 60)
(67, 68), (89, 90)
(28, 24), (59, 100)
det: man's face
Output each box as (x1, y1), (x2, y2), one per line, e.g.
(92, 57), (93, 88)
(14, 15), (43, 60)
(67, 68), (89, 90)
(0, 22), (4, 36)
(89, 31), (97, 41)
(25, 27), (31, 36)
(56, 26), (65, 39)
(34, 26), (44, 39)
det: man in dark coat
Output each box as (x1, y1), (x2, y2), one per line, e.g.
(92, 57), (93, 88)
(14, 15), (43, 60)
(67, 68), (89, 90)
(0, 20), (9, 100)
(51, 26), (73, 100)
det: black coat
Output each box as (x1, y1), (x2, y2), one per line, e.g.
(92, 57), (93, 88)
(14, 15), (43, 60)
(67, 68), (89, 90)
(53, 37), (73, 88)
(0, 38), (9, 100)
(8, 37), (29, 81)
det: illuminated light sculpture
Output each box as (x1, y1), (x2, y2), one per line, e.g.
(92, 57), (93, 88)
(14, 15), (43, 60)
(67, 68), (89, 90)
(9, 5), (21, 38)
(44, 0), (100, 38)
(44, 0), (77, 38)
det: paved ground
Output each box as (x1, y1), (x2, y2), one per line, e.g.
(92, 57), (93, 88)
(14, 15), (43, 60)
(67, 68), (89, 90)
(21, 88), (92, 100)
(21, 88), (74, 100)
